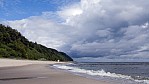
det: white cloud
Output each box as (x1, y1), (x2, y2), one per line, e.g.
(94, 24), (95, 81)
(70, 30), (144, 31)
(2, 0), (149, 61)
(59, 6), (82, 17)
(2, 16), (73, 49)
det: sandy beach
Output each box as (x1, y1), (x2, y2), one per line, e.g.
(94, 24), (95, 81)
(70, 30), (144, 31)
(0, 58), (63, 67)
(0, 59), (109, 84)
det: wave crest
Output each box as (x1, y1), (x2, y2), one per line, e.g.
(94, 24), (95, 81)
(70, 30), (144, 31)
(53, 64), (131, 78)
(53, 64), (149, 84)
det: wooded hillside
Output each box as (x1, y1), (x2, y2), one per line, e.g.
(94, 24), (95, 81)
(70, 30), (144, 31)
(0, 24), (73, 61)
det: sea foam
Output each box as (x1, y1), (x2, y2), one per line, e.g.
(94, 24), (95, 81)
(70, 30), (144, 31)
(53, 64), (131, 78)
(53, 64), (149, 84)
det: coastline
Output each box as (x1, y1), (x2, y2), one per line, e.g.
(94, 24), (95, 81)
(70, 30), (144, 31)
(0, 58), (64, 68)
(0, 59), (109, 84)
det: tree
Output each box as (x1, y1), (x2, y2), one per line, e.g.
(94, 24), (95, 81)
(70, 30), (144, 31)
(0, 24), (73, 61)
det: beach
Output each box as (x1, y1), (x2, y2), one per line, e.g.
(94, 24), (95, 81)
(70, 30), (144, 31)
(0, 59), (109, 84)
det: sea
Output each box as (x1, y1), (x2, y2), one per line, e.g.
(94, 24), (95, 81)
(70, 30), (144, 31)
(53, 62), (149, 84)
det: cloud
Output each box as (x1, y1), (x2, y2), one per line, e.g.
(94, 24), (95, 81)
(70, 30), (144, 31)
(2, 0), (149, 61)
(74, 56), (149, 62)
(2, 15), (74, 49)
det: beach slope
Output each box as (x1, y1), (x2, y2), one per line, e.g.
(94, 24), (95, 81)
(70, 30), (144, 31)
(0, 59), (109, 84)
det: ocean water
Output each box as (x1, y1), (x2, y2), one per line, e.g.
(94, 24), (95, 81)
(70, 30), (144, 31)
(53, 62), (149, 84)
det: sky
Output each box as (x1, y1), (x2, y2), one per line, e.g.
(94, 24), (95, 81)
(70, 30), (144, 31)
(1, 0), (149, 62)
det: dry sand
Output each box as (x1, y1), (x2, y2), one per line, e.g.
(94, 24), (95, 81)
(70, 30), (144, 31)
(0, 59), (109, 84)
(0, 58), (62, 67)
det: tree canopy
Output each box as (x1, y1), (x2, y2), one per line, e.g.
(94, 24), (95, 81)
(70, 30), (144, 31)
(0, 24), (73, 61)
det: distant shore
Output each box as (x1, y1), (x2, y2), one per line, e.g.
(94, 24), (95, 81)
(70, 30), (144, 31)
(0, 58), (109, 84)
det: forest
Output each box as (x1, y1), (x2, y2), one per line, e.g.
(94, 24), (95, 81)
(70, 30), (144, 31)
(0, 24), (73, 61)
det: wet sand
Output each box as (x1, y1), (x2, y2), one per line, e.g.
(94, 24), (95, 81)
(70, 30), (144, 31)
(0, 59), (109, 84)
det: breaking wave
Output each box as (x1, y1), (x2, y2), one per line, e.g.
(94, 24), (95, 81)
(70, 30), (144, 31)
(53, 64), (149, 84)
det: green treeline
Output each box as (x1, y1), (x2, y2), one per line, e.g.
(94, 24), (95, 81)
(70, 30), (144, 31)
(0, 24), (73, 61)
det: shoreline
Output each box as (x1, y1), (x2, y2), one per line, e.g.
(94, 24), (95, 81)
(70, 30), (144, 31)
(0, 58), (109, 84)
(0, 58), (65, 68)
